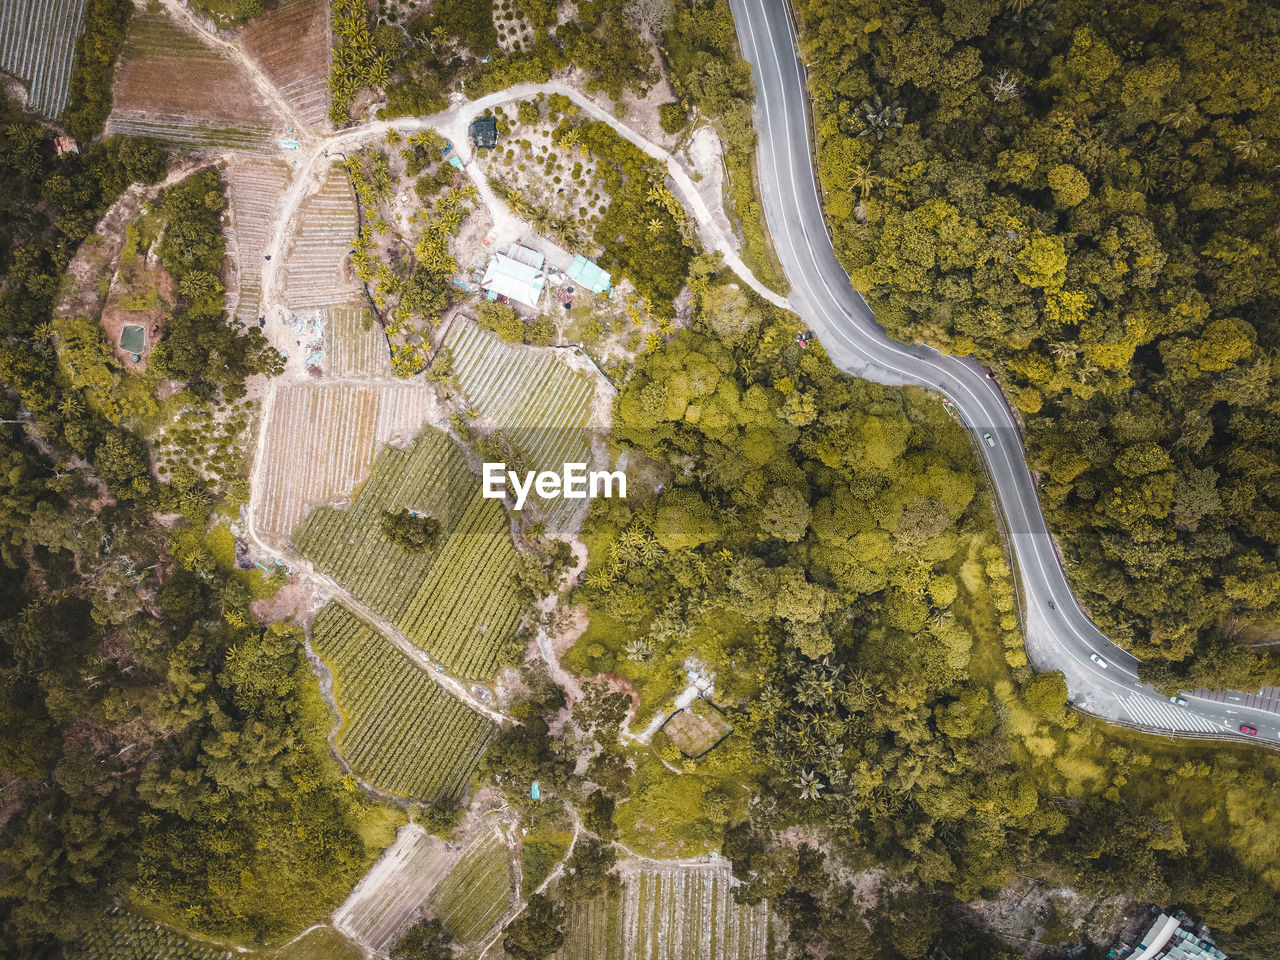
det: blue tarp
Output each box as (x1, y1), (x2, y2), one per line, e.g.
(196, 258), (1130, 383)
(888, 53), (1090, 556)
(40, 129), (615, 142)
(567, 255), (612, 293)
(530, 781), (541, 800)
(448, 154), (463, 170)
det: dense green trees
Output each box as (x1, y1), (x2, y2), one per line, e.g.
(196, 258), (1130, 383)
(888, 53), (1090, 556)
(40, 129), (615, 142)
(798, 0), (1280, 681)
(0, 95), (391, 954)
(381, 508), (443, 552)
(567, 263), (1280, 956)
(149, 169), (280, 397)
(61, 0), (132, 141)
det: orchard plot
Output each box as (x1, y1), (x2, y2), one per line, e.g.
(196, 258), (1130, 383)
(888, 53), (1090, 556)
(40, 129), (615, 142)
(311, 603), (493, 801)
(294, 429), (524, 679)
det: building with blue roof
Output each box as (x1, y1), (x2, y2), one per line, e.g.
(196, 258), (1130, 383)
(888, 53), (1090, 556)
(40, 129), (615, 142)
(566, 255), (612, 294)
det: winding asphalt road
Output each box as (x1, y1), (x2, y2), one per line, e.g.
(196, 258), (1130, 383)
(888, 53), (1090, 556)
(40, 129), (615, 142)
(729, 0), (1279, 745)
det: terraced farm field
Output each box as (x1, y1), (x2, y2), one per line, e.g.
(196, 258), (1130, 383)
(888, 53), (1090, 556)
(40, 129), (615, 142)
(0, 0), (86, 119)
(294, 429), (524, 679)
(77, 906), (235, 960)
(550, 861), (773, 960)
(332, 825), (454, 952)
(425, 826), (515, 943)
(443, 321), (597, 528)
(311, 603), (493, 801)
(326, 304), (391, 377)
(226, 157), (292, 325)
(108, 7), (274, 150)
(253, 381), (437, 538)
(240, 0), (330, 127)
(284, 165), (362, 306)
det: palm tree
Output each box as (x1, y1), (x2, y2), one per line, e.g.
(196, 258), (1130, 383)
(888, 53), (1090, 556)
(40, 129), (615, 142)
(1160, 102), (1199, 132)
(1050, 340), (1078, 363)
(1076, 360), (1099, 384)
(797, 770), (823, 801)
(1234, 133), (1268, 161)
(529, 205), (554, 235)
(58, 394), (83, 417)
(1005, 0), (1036, 11)
(856, 95), (905, 140)
(646, 218), (663, 236)
(848, 165), (878, 198)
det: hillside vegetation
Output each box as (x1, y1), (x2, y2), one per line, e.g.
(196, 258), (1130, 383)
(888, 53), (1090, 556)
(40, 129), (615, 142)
(799, 0), (1280, 687)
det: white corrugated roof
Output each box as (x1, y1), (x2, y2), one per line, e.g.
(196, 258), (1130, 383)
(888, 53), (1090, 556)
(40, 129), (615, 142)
(1130, 915), (1181, 960)
(481, 253), (545, 309)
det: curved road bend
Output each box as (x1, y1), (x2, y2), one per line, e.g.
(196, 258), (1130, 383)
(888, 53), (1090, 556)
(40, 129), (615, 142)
(729, 0), (1279, 744)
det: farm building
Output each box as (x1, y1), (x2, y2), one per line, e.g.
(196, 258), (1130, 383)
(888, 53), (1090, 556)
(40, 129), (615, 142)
(54, 136), (79, 156)
(480, 244), (546, 310)
(566, 254), (612, 294)
(470, 116), (498, 149)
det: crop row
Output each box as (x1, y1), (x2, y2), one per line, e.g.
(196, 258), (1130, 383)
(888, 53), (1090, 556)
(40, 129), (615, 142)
(226, 158), (291, 324)
(312, 603), (493, 801)
(333, 826), (455, 951)
(426, 827), (514, 943)
(240, 0), (330, 127)
(105, 114), (273, 152)
(294, 433), (473, 609)
(327, 304), (391, 377)
(284, 165), (361, 307)
(294, 429), (523, 679)
(76, 906), (234, 960)
(396, 495), (523, 677)
(0, 0), (85, 119)
(446, 322), (595, 527)
(255, 382), (435, 537)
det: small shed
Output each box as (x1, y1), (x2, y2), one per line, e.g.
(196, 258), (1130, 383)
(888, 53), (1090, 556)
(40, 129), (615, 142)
(470, 116), (498, 149)
(566, 255), (612, 294)
(53, 136), (79, 157)
(481, 252), (546, 310)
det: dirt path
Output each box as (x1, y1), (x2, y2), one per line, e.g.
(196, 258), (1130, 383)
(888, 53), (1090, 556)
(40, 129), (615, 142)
(476, 803), (582, 960)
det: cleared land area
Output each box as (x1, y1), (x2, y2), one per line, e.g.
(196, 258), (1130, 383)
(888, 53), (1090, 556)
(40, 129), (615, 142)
(253, 381), (437, 538)
(0, 0), (86, 118)
(284, 165), (362, 307)
(239, 0), (330, 127)
(226, 157), (292, 325)
(311, 603), (493, 801)
(550, 860), (773, 960)
(332, 825), (453, 952)
(425, 826), (515, 943)
(444, 321), (596, 527)
(107, 7), (274, 150)
(294, 429), (524, 679)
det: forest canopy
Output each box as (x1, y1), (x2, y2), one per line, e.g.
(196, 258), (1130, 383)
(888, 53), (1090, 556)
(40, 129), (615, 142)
(797, 0), (1280, 681)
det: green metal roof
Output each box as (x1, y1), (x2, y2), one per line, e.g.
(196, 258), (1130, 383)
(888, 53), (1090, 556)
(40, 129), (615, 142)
(470, 116), (498, 149)
(566, 254), (612, 293)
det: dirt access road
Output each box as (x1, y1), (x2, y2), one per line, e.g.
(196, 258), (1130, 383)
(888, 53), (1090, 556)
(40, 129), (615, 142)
(163, 3), (784, 728)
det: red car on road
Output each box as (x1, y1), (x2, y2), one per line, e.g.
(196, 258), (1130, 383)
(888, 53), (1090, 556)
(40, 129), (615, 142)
(1240, 724), (1258, 736)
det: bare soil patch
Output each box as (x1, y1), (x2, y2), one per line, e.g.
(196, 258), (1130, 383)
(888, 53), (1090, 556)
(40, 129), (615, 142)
(239, 0), (331, 127)
(114, 56), (275, 125)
